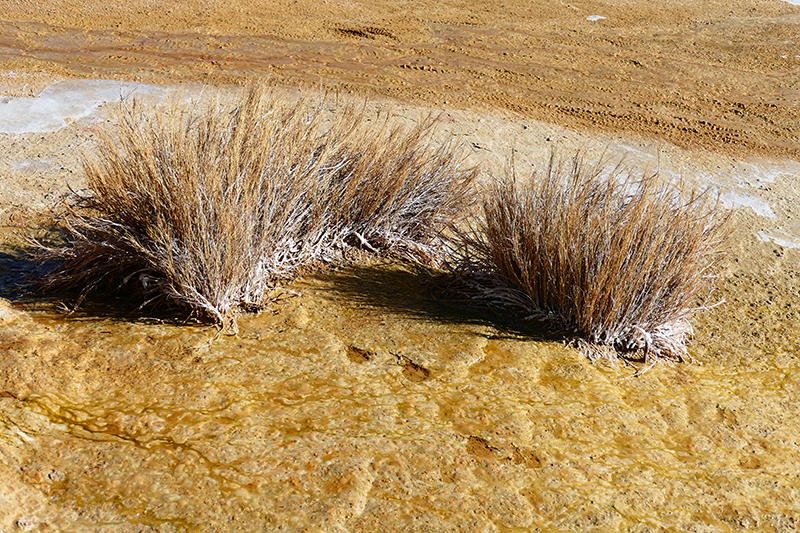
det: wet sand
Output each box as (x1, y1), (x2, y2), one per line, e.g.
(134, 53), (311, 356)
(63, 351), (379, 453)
(1, 1), (800, 531)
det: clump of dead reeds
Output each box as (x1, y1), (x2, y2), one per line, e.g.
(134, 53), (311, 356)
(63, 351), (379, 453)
(32, 83), (476, 333)
(444, 153), (731, 363)
(323, 115), (478, 265)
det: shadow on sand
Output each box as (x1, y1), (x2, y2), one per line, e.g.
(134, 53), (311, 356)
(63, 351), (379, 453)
(308, 259), (559, 343)
(1, 236), (557, 341)
(0, 243), (202, 326)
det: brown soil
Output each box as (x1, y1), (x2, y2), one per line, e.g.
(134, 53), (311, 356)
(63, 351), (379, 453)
(2, 0), (800, 159)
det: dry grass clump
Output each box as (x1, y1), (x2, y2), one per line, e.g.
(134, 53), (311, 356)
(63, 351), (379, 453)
(445, 154), (731, 363)
(324, 116), (477, 264)
(32, 83), (477, 333)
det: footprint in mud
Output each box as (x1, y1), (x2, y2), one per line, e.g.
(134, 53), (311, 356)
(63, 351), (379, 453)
(346, 345), (374, 364)
(402, 361), (430, 382)
(403, 360), (431, 383)
(335, 26), (397, 41)
(465, 436), (543, 469)
(347, 347), (432, 382)
(394, 354), (431, 382)
(466, 435), (499, 460)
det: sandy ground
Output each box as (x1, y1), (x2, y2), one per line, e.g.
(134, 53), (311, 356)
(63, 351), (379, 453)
(1, 1), (800, 532)
(2, 0), (800, 159)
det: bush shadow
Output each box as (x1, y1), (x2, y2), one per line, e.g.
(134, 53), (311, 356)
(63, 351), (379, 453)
(0, 245), (46, 301)
(0, 243), (203, 327)
(309, 259), (559, 343)
(1, 239), (553, 338)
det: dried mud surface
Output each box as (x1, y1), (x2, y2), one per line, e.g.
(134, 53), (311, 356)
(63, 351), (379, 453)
(1, 1), (800, 532)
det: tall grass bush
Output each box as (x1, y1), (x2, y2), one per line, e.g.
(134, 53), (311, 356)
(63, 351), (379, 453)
(444, 153), (731, 362)
(33, 84), (477, 333)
